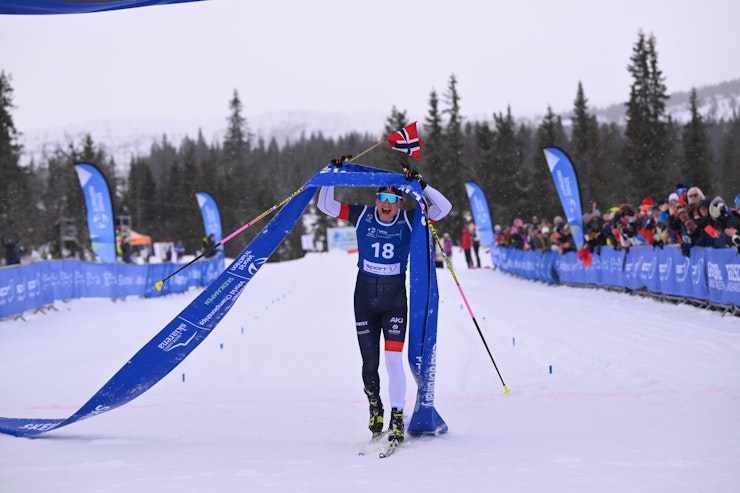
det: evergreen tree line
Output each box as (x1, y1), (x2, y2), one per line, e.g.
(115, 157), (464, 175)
(1, 31), (738, 262)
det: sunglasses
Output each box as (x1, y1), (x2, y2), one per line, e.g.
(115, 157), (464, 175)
(377, 192), (401, 204)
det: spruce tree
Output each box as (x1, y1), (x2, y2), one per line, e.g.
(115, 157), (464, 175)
(421, 89), (444, 181)
(0, 71), (30, 246)
(125, 156), (157, 235)
(534, 106), (568, 218)
(220, 89), (255, 256)
(472, 121), (495, 196)
(624, 31), (670, 203)
(443, 74), (464, 172)
(681, 88), (713, 191)
(717, 111), (740, 201)
(570, 82), (602, 206)
(439, 74), (466, 236)
(490, 107), (522, 225)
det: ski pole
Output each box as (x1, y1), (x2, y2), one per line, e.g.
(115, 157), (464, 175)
(404, 167), (510, 393)
(154, 186), (306, 291)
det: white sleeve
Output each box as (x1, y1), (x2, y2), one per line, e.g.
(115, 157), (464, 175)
(422, 185), (452, 221)
(317, 186), (342, 218)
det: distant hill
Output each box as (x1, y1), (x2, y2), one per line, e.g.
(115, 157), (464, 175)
(591, 78), (740, 124)
(17, 79), (740, 170)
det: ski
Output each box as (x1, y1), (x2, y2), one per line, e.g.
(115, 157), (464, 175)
(358, 431), (389, 456)
(379, 438), (402, 458)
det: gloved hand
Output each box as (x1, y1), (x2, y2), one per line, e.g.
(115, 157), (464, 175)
(732, 233), (740, 254)
(330, 155), (352, 167)
(404, 168), (427, 188)
(405, 168), (421, 181)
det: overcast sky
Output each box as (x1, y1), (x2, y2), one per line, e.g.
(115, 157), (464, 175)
(1, 0), (739, 132)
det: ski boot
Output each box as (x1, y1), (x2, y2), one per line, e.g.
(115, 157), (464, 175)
(364, 389), (384, 436)
(388, 407), (404, 443)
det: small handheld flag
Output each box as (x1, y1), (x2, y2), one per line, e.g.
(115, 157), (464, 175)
(387, 122), (422, 159)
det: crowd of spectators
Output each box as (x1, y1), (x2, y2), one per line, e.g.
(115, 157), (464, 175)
(494, 184), (740, 263)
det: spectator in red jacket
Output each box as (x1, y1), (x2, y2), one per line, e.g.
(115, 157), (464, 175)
(461, 225), (474, 268)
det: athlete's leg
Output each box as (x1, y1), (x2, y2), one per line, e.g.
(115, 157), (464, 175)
(380, 281), (408, 410)
(354, 278), (382, 397)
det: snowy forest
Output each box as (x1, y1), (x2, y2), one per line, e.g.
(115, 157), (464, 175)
(1, 31), (739, 261)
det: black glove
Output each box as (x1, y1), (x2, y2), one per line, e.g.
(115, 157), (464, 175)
(330, 154), (352, 168)
(404, 168), (427, 188)
(405, 168), (420, 180)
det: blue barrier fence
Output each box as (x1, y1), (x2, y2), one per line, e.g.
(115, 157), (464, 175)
(0, 257), (224, 319)
(491, 246), (740, 307)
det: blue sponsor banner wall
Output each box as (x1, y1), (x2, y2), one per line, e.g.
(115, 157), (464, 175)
(492, 246), (740, 306)
(0, 258), (223, 319)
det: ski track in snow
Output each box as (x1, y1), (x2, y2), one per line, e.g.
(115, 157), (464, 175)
(1, 251), (739, 492)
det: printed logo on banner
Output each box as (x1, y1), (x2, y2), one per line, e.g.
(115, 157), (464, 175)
(15, 281), (25, 302)
(416, 343), (438, 408)
(659, 257), (672, 282)
(27, 273), (41, 299)
(675, 257), (690, 283)
(0, 279), (14, 305)
(229, 250), (267, 279)
(86, 271), (102, 287)
(692, 259), (704, 285)
(640, 256), (657, 280)
(157, 323), (195, 352)
(727, 263), (740, 283)
(93, 212), (110, 229)
(610, 257), (622, 273)
(103, 271), (116, 287)
(707, 262), (725, 290)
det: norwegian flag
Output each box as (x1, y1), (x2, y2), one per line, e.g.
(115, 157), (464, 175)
(386, 122), (423, 159)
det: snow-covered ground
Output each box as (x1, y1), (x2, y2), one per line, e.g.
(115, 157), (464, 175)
(1, 250), (739, 492)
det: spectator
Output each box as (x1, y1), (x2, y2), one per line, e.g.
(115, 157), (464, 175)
(551, 222), (576, 254)
(175, 240), (185, 262)
(121, 238), (133, 263)
(29, 245), (41, 263)
(442, 233), (453, 259)
(3, 235), (21, 266)
(687, 186), (705, 205)
(204, 234), (217, 258)
(526, 225), (543, 252)
(164, 237), (173, 262)
(709, 196), (740, 253)
(676, 183), (690, 204)
(539, 226), (553, 251)
(461, 225), (474, 268)
(584, 212), (607, 254)
(470, 223), (481, 268)
(686, 186), (706, 220)
(509, 226), (524, 250)
(495, 226), (509, 248)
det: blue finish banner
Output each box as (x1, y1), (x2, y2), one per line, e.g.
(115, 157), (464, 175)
(195, 192), (223, 245)
(0, 258), (223, 320)
(491, 245), (739, 306)
(0, 0), (203, 15)
(74, 163), (116, 263)
(543, 147), (585, 249)
(465, 181), (495, 247)
(0, 163), (447, 437)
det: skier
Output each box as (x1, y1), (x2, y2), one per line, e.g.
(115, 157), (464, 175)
(316, 161), (452, 444)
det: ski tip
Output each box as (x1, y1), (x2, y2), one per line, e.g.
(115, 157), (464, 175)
(155, 281), (163, 291)
(503, 385), (511, 394)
